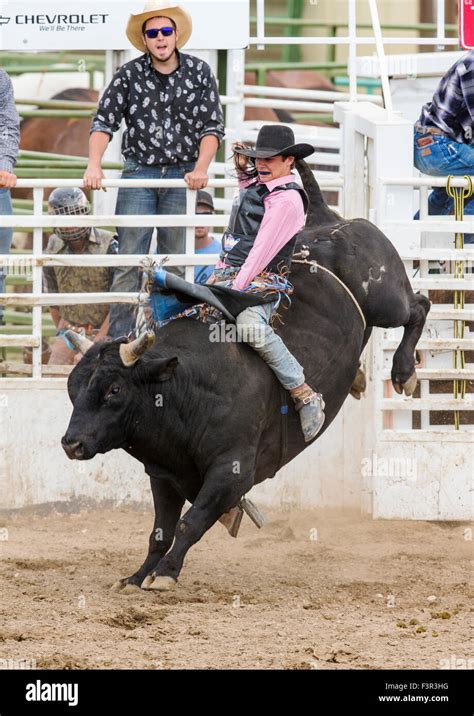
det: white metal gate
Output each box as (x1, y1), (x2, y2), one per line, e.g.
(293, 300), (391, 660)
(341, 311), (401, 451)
(335, 100), (473, 520)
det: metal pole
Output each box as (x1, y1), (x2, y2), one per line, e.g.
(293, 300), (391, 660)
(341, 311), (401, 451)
(256, 0), (265, 50)
(367, 0), (393, 114)
(32, 189), (43, 380)
(348, 0), (357, 102)
(436, 0), (445, 51)
(185, 189), (196, 283)
(226, 49), (245, 200)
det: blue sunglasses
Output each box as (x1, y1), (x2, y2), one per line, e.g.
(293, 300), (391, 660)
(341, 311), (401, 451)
(144, 27), (175, 39)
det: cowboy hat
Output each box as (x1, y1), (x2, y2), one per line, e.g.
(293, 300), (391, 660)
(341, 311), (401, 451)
(126, 1), (192, 52)
(234, 125), (314, 160)
(196, 190), (215, 211)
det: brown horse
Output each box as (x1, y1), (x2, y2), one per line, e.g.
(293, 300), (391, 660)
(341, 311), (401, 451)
(13, 88), (98, 202)
(244, 69), (337, 125)
(19, 87), (97, 155)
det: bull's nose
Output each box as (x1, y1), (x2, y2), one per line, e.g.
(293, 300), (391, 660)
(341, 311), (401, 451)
(61, 436), (85, 460)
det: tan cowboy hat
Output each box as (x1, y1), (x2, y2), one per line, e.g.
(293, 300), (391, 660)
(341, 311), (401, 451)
(126, 1), (193, 52)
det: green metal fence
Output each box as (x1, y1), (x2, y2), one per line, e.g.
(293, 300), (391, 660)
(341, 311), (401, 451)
(0, 51), (105, 88)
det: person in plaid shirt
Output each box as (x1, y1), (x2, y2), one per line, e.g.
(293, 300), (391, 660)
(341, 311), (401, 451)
(414, 51), (474, 240)
(0, 69), (20, 323)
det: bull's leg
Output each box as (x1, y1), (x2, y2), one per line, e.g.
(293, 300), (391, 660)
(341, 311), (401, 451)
(141, 457), (254, 590)
(111, 475), (185, 594)
(391, 293), (430, 396)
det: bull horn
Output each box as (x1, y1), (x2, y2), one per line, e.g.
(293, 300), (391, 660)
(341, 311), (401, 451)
(64, 329), (94, 355)
(119, 330), (155, 367)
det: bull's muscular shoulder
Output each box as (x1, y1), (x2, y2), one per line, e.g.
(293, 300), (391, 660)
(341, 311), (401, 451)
(307, 216), (401, 269)
(299, 217), (368, 264)
(306, 217), (383, 244)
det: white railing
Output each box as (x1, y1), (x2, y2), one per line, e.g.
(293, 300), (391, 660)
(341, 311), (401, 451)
(253, 0), (457, 110)
(380, 175), (474, 433)
(335, 98), (472, 519)
(335, 100), (474, 437)
(242, 86), (383, 104)
(241, 85), (383, 117)
(0, 172), (343, 381)
(387, 184), (473, 435)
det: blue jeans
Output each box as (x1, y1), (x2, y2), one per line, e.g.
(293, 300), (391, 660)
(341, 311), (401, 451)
(413, 128), (474, 243)
(109, 158), (195, 338)
(0, 189), (13, 324)
(235, 302), (305, 390)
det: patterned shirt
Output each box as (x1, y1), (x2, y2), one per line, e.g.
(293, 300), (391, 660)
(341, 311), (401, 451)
(43, 228), (118, 327)
(418, 51), (474, 144)
(0, 69), (20, 173)
(91, 51), (225, 166)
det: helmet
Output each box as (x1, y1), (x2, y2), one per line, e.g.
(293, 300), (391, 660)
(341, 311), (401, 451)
(48, 188), (91, 242)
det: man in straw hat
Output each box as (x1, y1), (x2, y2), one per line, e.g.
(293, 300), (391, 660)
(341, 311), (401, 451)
(84, 2), (224, 337)
(208, 125), (325, 442)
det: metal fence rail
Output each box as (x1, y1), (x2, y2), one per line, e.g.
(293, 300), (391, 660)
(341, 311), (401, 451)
(379, 175), (474, 434)
(0, 173), (344, 381)
(252, 0), (457, 110)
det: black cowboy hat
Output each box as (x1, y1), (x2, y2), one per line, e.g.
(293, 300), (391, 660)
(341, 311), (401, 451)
(234, 125), (314, 160)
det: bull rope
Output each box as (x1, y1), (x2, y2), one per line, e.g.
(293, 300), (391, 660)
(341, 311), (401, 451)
(292, 248), (367, 330)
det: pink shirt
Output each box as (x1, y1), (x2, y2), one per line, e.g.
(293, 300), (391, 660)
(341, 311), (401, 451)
(215, 173), (305, 291)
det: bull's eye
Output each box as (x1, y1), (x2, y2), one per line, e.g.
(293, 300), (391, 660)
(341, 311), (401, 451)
(105, 384), (121, 400)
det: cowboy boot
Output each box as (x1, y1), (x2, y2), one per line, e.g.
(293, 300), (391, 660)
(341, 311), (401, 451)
(290, 383), (326, 442)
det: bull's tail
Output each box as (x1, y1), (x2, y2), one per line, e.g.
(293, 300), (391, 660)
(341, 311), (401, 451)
(296, 159), (341, 228)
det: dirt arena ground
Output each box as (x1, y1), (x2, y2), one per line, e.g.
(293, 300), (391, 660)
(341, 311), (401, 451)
(0, 505), (471, 670)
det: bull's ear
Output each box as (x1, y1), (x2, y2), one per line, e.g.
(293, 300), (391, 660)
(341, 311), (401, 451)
(144, 356), (179, 382)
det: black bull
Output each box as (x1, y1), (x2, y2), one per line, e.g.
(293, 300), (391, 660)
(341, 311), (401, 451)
(62, 161), (430, 592)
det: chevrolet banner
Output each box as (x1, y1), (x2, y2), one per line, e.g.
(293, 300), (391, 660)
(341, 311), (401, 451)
(0, 0), (249, 50)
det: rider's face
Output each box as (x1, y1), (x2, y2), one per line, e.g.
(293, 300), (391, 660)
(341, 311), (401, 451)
(255, 155), (294, 183)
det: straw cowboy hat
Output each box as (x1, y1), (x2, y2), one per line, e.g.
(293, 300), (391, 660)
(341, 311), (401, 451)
(234, 125), (314, 160)
(126, 1), (193, 52)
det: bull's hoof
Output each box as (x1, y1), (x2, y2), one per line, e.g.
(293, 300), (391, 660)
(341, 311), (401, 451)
(402, 372), (417, 396)
(141, 575), (177, 591)
(392, 381), (403, 395)
(111, 579), (126, 593)
(350, 368), (366, 400)
(111, 578), (141, 594)
(122, 583), (142, 595)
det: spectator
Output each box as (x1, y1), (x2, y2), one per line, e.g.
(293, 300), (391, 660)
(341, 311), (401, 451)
(414, 51), (474, 241)
(83, 1), (224, 337)
(43, 188), (118, 365)
(0, 69), (20, 324)
(194, 190), (220, 285)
